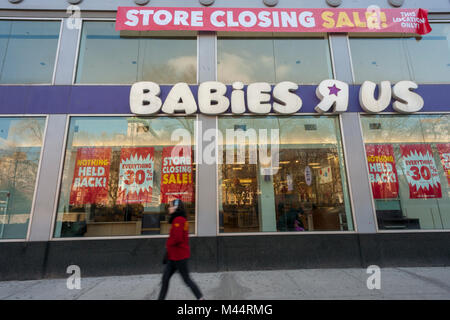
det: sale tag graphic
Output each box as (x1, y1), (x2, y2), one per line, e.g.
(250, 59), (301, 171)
(400, 144), (441, 199)
(160, 146), (194, 204)
(365, 144), (399, 199)
(117, 147), (154, 204)
(70, 147), (111, 205)
(436, 144), (450, 187)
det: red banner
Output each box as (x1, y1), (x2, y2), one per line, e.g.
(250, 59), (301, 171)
(117, 147), (154, 204)
(160, 146), (194, 204)
(436, 144), (450, 187)
(400, 144), (441, 199)
(116, 7), (431, 35)
(70, 147), (111, 205)
(365, 144), (399, 199)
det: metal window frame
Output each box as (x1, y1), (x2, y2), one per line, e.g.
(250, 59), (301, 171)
(71, 18), (200, 86)
(214, 113), (358, 236)
(49, 113), (200, 241)
(327, 33), (338, 81)
(358, 111), (450, 233)
(0, 114), (49, 242)
(0, 17), (63, 86)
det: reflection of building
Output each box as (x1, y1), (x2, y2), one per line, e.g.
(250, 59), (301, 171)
(126, 119), (151, 137)
(0, 0), (449, 281)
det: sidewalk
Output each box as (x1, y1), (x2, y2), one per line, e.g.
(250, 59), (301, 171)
(0, 267), (449, 300)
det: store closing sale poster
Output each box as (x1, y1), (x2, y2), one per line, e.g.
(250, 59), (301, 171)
(117, 147), (154, 204)
(365, 144), (399, 199)
(400, 144), (442, 199)
(160, 146), (194, 203)
(70, 147), (112, 205)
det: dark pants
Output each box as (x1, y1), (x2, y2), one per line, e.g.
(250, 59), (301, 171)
(158, 259), (203, 300)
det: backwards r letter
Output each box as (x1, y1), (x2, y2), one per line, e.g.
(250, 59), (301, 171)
(315, 79), (349, 114)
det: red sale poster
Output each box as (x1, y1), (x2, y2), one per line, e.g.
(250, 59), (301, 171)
(400, 144), (441, 199)
(117, 7), (431, 35)
(436, 144), (450, 187)
(70, 147), (112, 205)
(160, 146), (194, 204)
(365, 144), (399, 199)
(117, 147), (154, 204)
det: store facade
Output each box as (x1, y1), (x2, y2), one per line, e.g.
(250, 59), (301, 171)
(0, 0), (449, 281)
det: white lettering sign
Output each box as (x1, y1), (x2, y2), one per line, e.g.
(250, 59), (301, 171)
(129, 80), (424, 115)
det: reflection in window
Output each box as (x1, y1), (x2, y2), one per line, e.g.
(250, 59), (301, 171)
(217, 36), (333, 84)
(54, 117), (196, 238)
(0, 117), (46, 239)
(0, 20), (60, 84)
(75, 22), (197, 84)
(349, 23), (450, 83)
(218, 116), (353, 233)
(361, 114), (450, 230)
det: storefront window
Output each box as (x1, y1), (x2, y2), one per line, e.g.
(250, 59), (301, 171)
(54, 117), (196, 238)
(217, 35), (333, 84)
(349, 23), (450, 83)
(0, 20), (60, 84)
(75, 21), (197, 84)
(0, 117), (46, 239)
(361, 114), (450, 230)
(218, 116), (353, 233)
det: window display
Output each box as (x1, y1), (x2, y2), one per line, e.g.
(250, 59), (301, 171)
(361, 114), (450, 230)
(218, 116), (353, 233)
(54, 117), (196, 238)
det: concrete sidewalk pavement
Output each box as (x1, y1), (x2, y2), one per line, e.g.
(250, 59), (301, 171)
(0, 267), (449, 300)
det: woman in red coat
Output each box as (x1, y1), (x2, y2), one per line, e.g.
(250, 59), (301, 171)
(158, 199), (204, 300)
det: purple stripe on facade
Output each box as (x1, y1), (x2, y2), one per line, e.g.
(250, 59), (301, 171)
(0, 84), (449, 115)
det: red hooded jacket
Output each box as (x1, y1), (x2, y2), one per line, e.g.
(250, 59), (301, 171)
(166, 216), (190, 261)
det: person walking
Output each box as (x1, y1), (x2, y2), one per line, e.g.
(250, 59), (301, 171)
(158, 199), (204, 300)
